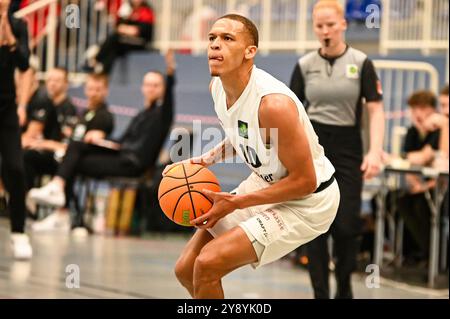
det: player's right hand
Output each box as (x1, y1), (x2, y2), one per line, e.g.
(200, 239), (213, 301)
(162, 156), (206, 176)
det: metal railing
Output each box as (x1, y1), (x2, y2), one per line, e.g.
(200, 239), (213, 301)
(14, 0), (448, 78)
(15, 0), (325, 75)
(380, 0), (449, 55)
(14, 0), (115, 78)
(153, 0), (323, 55)
(373, 59), (440, 153)
(14, 0), (58, 72)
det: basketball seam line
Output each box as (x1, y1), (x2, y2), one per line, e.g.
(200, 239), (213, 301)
(163, 166), (207, 180)
(189, 191), (213, 205)
(158, 181), (220, 201)
(171, 190), (190, 221)
(181, 163), (197, 219)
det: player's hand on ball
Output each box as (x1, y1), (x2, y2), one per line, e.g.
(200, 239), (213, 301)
(190, 189), (238, 229)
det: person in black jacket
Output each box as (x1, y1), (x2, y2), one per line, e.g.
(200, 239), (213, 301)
(27, 50), (175, 212)
(0, 0), (33, 259)
(86, 0), (155, 74)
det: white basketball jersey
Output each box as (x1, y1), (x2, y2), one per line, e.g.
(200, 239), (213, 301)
(211, 65), (335, 187)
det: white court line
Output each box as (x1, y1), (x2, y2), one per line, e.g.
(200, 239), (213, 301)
(379, 277), (449, 298)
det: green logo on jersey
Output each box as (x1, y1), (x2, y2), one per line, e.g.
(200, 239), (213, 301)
(346, 64), (359, 79)
(238, 120), (248, 139)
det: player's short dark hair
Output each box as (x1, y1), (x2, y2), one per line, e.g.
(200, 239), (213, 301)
(87, 72), (109, 87)
(440, 84), (448, 96)
(408, 90), (437, 109)
(217, 14), (259, 47)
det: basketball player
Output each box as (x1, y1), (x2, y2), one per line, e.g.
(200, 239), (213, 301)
(163, 14), (339, 299)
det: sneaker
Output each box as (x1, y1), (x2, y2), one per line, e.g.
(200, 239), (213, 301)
(27, 182), (65, 208)
(31, 211), (70, 233)
(11, 233), (33, 260)
(71, 227), (89, 239)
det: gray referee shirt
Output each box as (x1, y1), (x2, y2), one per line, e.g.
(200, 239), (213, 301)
(289, 46), (383, 127)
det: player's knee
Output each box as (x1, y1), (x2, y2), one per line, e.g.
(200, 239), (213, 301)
(193, 248), (223, 283)
(174, 255), (192, 285)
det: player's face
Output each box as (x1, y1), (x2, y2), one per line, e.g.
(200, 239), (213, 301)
(85, 79), (108, 108)
(46, 69), (67, 99)
(313, 7), (346, 49)
(439, 94), (449, 117)
(207, 19), (250, 76)
(141, 72), (165, 104)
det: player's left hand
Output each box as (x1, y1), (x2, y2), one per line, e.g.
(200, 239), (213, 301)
(190, 189), (238, 229)
(361, 151), (382, 180)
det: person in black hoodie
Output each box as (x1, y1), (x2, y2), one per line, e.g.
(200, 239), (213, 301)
(27, 50), (175, 211)
(0, 0), (33, 259)
(86, 0), (155, 74)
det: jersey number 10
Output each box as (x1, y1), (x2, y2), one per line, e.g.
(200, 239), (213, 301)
(239, 144), (262, 168)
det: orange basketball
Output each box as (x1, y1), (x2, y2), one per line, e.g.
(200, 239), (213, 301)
(158, 163), (221, 226)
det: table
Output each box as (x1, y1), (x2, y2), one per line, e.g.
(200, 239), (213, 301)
(373, 165), (449, 288)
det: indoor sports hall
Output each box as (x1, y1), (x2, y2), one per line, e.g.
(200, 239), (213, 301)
(0, 0), (448, 300)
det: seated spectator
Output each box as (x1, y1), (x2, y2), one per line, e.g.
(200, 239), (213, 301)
(425, 84), (449, 238)
(27, 72), (114, 231)
(21, 69), (60, 153)
(22, 67), (77, 191)
(85, 0), (154, 74)
(27, 50), (175, 230)
(424, 84), (449, 170)
(397, 90), (441, 264)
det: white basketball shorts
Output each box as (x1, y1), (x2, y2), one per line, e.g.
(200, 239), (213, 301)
(207, 173), (340, 269)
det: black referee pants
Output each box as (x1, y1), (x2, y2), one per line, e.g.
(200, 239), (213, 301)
(306, 122), (364, 299)
(0, 103), (27, 233)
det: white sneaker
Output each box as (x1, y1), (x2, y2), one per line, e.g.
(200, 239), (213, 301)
(27, 182), (65, 208)
(71, 227), (89, 238)
(32, 211), (70, 233)
(11, 233), (33, 260)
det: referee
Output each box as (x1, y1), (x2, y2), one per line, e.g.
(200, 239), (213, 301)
(289, 0), (384, 298)
(0, 0), (33, 259)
